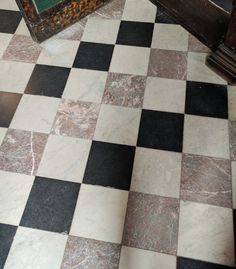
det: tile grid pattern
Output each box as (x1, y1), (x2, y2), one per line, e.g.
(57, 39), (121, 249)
(0, 0), (235, 268)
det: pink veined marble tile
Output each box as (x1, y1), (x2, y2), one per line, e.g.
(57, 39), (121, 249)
(89, 0), (126, 20)
(229, 121), (236, 160)
(122, 192), (179, 255)
(61, 236), (121, 269)
(188, 34), (210, 53)
(103, 73), (146, 108)
(2, 35), (42, 63)
(148, 49), (187, 80)
(51, 99), (100, 140)
(181, 154), (232, 208)
(55, 18), (87, 41)
(0, 129), (48, 175)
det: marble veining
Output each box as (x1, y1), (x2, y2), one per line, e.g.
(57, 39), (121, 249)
(2, 35), (42, 63)
(61, 236), (121, 269)
(52, 99), (100, 139)
(0, 129), (48, 175)
(103, 73), (146, 108)
(123, 192), (179, 255)
(181, 154), (232, 208)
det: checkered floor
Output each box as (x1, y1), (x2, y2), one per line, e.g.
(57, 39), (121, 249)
(0, 0), (235, 268)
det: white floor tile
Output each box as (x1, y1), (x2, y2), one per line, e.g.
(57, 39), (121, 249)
(70, 184), (128, 243)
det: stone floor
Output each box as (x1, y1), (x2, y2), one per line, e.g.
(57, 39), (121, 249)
(0, 0), (235, 268)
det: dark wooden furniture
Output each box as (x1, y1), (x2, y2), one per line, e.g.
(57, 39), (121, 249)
(16, 0), (108, 42)
(150, 0), (236, 84)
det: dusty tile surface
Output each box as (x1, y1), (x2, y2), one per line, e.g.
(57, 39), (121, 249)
(103, 73), (146, 108)
(0, 129), (48, 175)
(123, 192), (179, 255)
(52, 99), (100, 140)
(61, 236), (121, 269)
(181, 154), (232, 208)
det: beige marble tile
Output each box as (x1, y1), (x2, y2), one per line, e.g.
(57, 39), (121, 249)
(70, 184), (128, 244)
(0, 171), (34, 225)
(119, 246), (176, 269)
(181, 154), (232, 208)
(103, 73), (146, 108)
(94, 104), (141, 146)
(232, 161), (236, 209)
(4, 227), (67, 269)
(148, 49), (187, 80)
(0, 0), (19, 10)
(183, 115), (229, 159)
(152, 24), (189, 51)
(229, 121), (236, 160)
(0, 60), (34, 93)
(188, 34), (210, 53)
(2, 35), (42, 63)
(122, 0), (156, 22)
(82, 18), (120, 44)
(143, 77), (186, 113)
(37, 39), (79, 68)
(0, 33), (12, 58)
(37, 135), (91, 183)
(52, 99), (100, 140)
(10, 95), (60, 133)
(15, 19), (31, 36)
(0, 129), (48, 175)
(187, 52), (227, 84)
(63, 68), (107, 103)
(228, 86), (236, 121)
(123, 192), (179, 255)
(178, 201), (235, 266)
(0, 127), (7, 145)
(110, 45), (150, 76)
(61, 236), (121, 269)
(131, 147), (182, 198)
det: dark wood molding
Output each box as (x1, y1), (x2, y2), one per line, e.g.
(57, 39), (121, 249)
(207, 0), (236, 84)
(150, 0), (230, 50)
(16, 0), (108, 42)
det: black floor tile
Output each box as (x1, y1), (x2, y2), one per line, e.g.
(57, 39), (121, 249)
(0, 10), (22, 34)
(0, 92), (22, 127)
(185, 81), (228, 119)
(155, 7), (177, 24)
(0, 223), (17, 269)
(20, 177), (80, 233)
(73, 42), (114, 71)
(177, 257), (234, 269)
(24, 64), (70, 98)
(116, 21), (154, 47)
(83, 141), (135, 191)
(137, 110), (184, 152)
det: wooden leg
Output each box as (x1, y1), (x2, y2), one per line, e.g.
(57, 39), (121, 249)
(207, 0), (236, 84)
